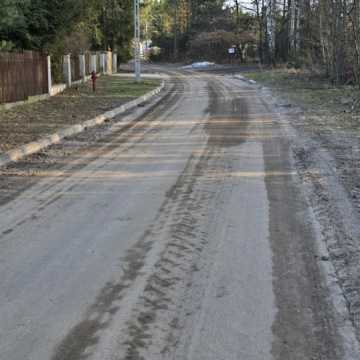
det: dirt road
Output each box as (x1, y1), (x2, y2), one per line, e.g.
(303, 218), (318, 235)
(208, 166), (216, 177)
(0, 68), (358, 359)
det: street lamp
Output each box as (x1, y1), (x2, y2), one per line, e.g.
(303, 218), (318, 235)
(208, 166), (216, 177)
(134, 0), (141, 82)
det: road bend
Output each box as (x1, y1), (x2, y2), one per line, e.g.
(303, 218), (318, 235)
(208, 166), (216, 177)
(0, 69), (351, 359)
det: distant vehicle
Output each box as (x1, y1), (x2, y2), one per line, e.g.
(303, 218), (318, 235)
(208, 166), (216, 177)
(182, 61), (216, 69)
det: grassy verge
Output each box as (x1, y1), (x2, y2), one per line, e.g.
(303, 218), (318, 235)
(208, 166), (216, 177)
(243, 68), (360, 136)
(0, 76), (161, 152)
(244, 69), (358, 112)
(100, 77), (161, 97)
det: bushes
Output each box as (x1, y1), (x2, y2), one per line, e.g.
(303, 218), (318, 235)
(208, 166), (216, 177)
(189, 31), (256, 63)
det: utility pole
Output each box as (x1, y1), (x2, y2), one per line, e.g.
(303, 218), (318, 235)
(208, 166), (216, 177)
(173, 0), (178, 60)
(134, 0), (141, 82)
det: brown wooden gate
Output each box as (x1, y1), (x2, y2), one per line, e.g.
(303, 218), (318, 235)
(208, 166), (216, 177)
(0, 51), (48, 104)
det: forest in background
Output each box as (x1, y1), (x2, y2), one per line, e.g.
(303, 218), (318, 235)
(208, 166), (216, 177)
(0, 0), (133, 62)
(145, 0), (360, 85)
(1, 0), (360, 85)
(141, 0), (257, 63)
(256, 0), (360, 85)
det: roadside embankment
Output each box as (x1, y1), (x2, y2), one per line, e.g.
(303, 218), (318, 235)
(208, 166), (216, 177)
(0, 75), (164, 167)
(0, 75), (161, 154)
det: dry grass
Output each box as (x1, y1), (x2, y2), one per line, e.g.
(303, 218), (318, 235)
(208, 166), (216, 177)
(0, 76), (160, 152)
(245, 68), (360, 132)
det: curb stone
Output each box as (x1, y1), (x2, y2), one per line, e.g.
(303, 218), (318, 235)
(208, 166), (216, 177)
(0, 80), (165, 168)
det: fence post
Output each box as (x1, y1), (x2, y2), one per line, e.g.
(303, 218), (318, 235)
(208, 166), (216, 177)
(100, 53), (106, 74)
(106, 51), (112, 74)
(79, 54), (86, 81)
(91, 54), (97, 73)
(112, 53), (117, 73)
(63, 54), (71, 86)
(47, 56), (52, 95)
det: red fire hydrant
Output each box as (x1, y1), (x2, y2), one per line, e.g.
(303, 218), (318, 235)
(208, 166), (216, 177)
(91, 71), (97, 92)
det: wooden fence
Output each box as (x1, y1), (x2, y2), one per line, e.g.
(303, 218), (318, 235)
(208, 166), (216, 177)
(0, 51), (48, 104)
(0, 51), (118, 105)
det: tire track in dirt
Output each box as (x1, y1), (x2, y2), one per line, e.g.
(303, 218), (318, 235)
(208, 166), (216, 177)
(119, 75), (251, 360)
(48, 73), (212, 360)
(49, 138), (222, 360)
(121, 146), (223, 360)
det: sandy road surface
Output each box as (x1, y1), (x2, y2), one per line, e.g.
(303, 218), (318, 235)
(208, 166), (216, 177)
(0, 69), (358, 360)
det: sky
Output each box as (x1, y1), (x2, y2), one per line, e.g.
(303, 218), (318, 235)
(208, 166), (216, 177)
(225, 0), (255, 13)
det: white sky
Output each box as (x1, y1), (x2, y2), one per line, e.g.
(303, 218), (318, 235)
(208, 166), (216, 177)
(225, 0), (255, 12)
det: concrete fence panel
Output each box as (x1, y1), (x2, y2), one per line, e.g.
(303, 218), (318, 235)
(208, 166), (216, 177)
(100, 54), (106, 74)
(106, 51), (112, 74)
(63, 54), (71, 86)
(79, 55), (86, 80)
(91, 54), (97, 73)
(70, 55), (81, 82)
(112, 53), (118, 73)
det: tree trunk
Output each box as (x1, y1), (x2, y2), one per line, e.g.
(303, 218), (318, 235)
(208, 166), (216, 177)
(265, 0), (276, 65)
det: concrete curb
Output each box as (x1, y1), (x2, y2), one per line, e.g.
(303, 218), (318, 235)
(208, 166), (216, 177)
(0, 80), (165, 168)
